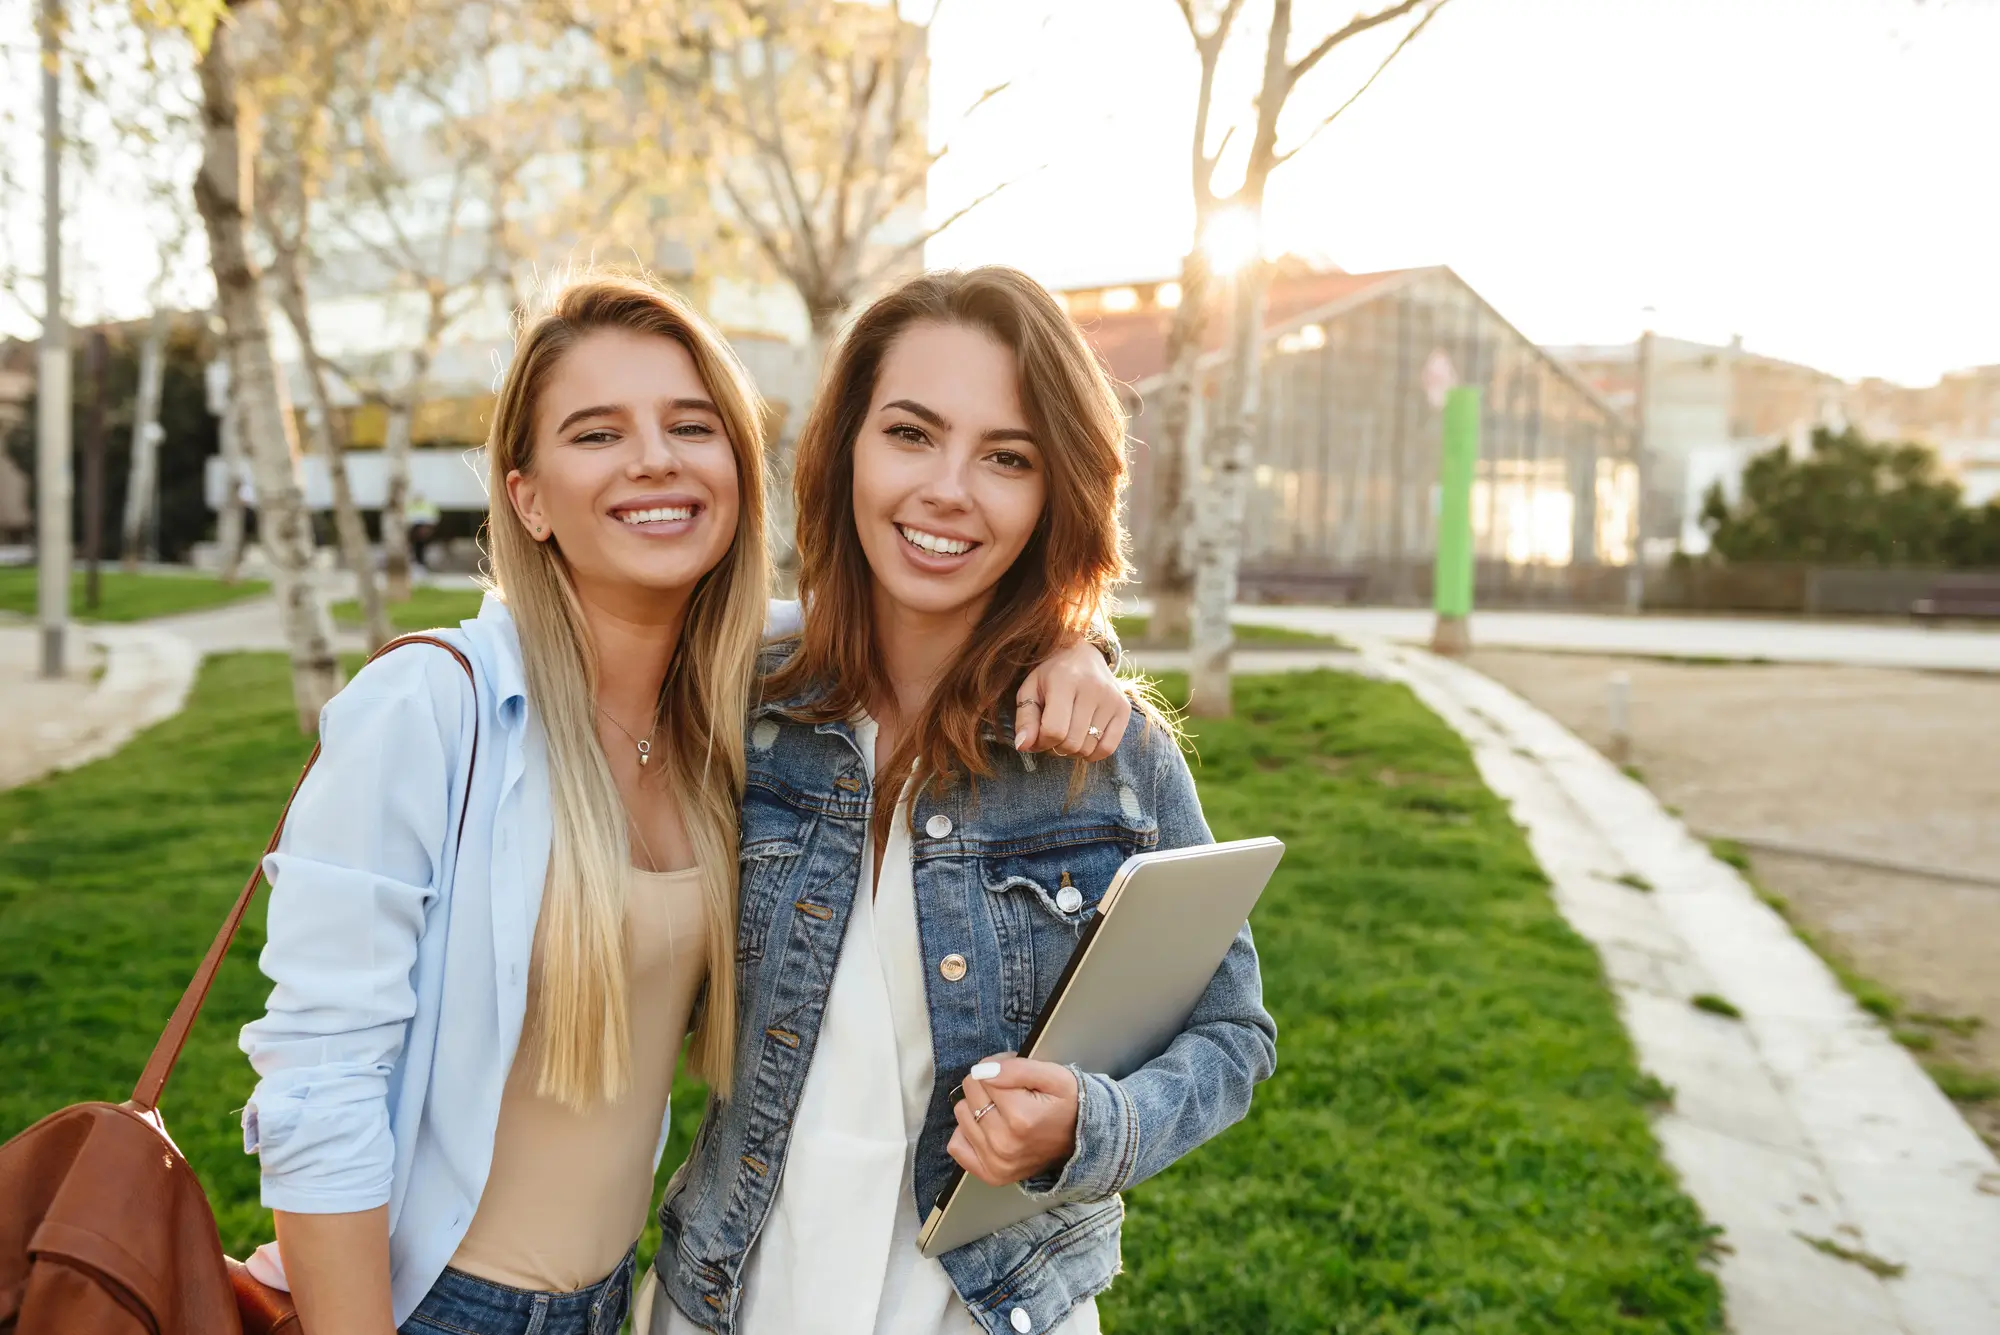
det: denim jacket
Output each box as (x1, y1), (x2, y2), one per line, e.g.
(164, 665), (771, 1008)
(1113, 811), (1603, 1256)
(654, 644), (1277, 1335)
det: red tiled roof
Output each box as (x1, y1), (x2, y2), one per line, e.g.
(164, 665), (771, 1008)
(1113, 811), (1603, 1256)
(1074, 268), (1413, 387)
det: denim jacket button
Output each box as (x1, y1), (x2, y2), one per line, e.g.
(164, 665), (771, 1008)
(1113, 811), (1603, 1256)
(1056, 886), (1084, 914)
(939, 953), (968, 982)
(925, 813), (953, 839)
(1010, 1308), (1032, 1333)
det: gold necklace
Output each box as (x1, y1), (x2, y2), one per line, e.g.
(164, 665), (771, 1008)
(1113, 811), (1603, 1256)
(597, 705), (655, 767)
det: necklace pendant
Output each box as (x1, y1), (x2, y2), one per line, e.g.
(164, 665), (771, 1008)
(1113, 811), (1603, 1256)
(637, 739), (651, 767)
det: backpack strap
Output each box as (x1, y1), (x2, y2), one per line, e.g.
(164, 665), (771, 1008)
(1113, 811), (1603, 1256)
(130, 634), (480, 1113)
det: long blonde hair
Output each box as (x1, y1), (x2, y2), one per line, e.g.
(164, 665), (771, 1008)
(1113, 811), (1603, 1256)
(486, 274), (768, 1105)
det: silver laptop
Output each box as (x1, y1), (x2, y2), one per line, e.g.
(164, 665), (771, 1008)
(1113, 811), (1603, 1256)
(916, 835), (1285, 1258)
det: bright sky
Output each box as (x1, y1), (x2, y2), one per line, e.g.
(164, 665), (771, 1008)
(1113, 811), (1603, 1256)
(922, 0), (2000, 387)
(5, 0), (1997, 388)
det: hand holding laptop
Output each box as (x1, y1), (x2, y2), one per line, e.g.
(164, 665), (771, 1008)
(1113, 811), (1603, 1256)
(948, 1056), (1079, 1187)
(919, 835), (1286, 1257)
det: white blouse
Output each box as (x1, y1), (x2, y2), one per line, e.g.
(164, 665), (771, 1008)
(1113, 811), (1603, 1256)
(650, 715), (1098, 1335)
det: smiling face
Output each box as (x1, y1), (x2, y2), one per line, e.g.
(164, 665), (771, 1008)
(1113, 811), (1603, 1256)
(504, 327), (741, 610)
(851, 320), (1048, 628)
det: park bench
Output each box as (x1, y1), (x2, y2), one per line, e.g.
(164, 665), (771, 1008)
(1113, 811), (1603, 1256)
(1237, 566), (1370, 606)
(1910, 577), (2000, 623)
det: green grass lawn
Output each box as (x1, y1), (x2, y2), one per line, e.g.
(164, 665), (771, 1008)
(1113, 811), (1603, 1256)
(0, 566), (269, 622)
(0, 661), (1720, 1333)
(331, 584), (485, 632)
(1112, 613), (1342, 649)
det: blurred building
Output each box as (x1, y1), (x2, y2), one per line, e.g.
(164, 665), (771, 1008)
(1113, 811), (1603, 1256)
(1070, 261), (1639, 602)
(243, 6), (927, 519)
(1547, 337), (1851, 555)
(1865, 365), (2000, 507)
(1552, 342), (2000, 554)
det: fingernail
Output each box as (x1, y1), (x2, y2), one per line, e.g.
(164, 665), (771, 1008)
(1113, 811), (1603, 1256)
(1014, 730), (1029, 750)
(969, 1061), (1002, 1080)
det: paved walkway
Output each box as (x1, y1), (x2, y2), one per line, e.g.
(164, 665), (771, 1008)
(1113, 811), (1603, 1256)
(0, 622), (201, 791)
(1362, 639), (2000, 1335)
(1, 574), (468, 789)
(1180, 603), (2000, 673)
(149, 595), (370, 657)
(1468, 649), (2000, 1151)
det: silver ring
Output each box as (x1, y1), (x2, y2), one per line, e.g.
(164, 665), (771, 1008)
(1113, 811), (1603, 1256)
(1086, 725), (1103, 738)
(973, 1101), (997, 1123)
(1017, 698), (1043, 711)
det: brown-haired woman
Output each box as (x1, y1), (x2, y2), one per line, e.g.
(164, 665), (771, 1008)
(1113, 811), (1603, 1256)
(235, 272), (1128, 1335)
(644, 267), (1276, 1335)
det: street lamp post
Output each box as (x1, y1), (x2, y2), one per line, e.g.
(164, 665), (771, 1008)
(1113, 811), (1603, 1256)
(36, 0), (72, 679)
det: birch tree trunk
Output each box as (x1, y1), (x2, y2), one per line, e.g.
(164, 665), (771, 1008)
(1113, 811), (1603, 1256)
(380, 392), (418, 601)
(767, 301), (843, 597)
(382, 395), (414, 599)
(276, 249), (391, 649)
(1149, 0), (1242, 647)
(120, 307), (170, 570)
(216, 391), (247, 581)
(381, 300), (444, 603)
(1188, 0), (1291, 719)
(1189, 270), (1267, 718)
(193, 8), (341, 731)
(1144, 246), (1211, 645)
(1175, 0), (1447, 710)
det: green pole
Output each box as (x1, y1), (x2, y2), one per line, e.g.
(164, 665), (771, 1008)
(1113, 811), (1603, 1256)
(1431, 385), (1479, 655)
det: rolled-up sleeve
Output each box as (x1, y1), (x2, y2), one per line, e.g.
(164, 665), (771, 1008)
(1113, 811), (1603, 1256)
(237, 651), (458, 1214)
(1022, 731), (1277, 1207)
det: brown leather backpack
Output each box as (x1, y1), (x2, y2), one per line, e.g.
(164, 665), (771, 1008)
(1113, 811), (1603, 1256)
(0, 636), (477, 1335)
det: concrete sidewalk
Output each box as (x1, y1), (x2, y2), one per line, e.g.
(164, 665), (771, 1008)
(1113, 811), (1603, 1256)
(1147, 602), (2000, 673)
(1363, 639), (2000, 1335)
(149, 595), (371, 657)
(0, 623), (201, 791)
(1, 574), (459, 790)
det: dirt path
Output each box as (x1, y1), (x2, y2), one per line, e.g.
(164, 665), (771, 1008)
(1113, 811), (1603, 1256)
(1466, 649), (2000, 1147)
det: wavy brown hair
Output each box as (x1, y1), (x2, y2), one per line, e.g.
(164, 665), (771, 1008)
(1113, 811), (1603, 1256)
(487, 272), (767, 1104)
(764, 266), (1145, 845)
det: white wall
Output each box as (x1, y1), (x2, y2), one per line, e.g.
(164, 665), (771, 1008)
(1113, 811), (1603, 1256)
(206, 448), (490, 513)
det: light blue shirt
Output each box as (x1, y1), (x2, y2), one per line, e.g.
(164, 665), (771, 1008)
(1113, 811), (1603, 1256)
(238, 594), (801, 1326)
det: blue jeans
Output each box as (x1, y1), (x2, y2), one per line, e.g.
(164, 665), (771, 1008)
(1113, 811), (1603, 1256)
(399, 1248), (636, 1335)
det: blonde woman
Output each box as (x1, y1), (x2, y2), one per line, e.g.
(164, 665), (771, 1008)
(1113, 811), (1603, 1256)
(235, 275), (1126, 1335)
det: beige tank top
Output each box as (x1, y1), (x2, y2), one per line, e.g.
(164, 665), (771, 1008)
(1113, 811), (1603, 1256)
(451, 865), (708, 1293)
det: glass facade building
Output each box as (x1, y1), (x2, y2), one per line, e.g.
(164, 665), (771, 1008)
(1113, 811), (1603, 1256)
(1085, 266), (1639, 603)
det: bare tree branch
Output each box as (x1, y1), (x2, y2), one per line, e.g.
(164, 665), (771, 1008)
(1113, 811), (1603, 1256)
(1273, 0), (1450, 169)
(844, 39), (923, 283)
(562, 0), (1018, 379)
(1286, 0), (1427, 93)
(856, 173), (1025, 288)
(826, 51), (881, 271)
(750, 40), (822, 259)
(1178, 0), (1247, 208)
(718, 170), (806, 288)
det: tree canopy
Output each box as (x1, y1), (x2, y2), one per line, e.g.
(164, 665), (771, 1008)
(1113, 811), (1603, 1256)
(1700, 425), (2000, 569)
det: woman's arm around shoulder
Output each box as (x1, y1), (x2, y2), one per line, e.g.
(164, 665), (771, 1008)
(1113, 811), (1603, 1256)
(238, 644), (469, 1215)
